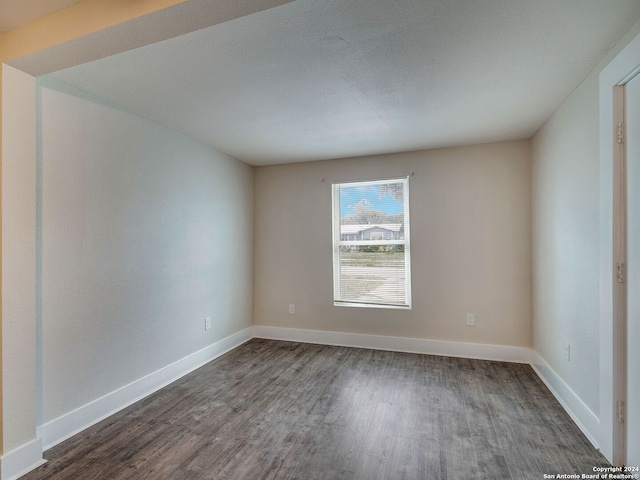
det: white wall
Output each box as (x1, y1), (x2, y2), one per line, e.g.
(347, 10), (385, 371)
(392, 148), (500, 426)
(254, 141), (532, 348)
(531, 73), (601, 413)
(1, 65), (39, 459)
(39, 82), (254, 426)
(531, 19), (640, 454)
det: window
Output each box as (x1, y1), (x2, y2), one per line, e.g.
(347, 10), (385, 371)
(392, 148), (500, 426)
(332, 177), (411, 309)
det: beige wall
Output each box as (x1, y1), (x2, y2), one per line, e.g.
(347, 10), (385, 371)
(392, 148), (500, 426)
(254, 140), (532, 347)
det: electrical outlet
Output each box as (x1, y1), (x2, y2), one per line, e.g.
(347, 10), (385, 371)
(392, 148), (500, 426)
(205, 317), (211, 330)
(466, 313), (476, 326)
(288, 304), (295, 315)
(564, 343), (571, 361)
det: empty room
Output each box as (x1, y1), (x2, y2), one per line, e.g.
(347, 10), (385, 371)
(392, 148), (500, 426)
(2, 0), (640, 478)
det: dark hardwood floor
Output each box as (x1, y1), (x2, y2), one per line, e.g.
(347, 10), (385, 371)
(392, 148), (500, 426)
(22, 339), (609, 479)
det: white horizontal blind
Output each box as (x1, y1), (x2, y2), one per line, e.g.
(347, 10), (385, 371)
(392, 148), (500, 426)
(332, 177), (411, 308)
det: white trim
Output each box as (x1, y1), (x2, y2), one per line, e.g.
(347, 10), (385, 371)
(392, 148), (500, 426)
(599, 29), (640, 464)
(332, 177), (409, 189)
(19, 325), (602, 480)
(0, 438), (46, 480)
(334, 301), (411, 310)
(252, 325), (531, 363)
(254, 326), (605, 453)
(530, 351), (600, 451)
(37, 327), (252, 450)
(403, 176), (412, 308)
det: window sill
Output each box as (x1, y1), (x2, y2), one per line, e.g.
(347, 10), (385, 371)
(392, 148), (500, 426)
(334, 301), (412, 310)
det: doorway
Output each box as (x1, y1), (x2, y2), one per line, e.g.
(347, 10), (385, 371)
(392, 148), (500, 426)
(624, 72), (640, 467)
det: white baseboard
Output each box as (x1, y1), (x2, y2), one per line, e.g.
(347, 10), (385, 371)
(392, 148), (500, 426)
(26, 326), (599, 477)
(37, 327), (253, 451)
(530, 350), (601, 450)
(0, 438), (46, 480)
(252, 325), (531, 363)
(254, 327), (602, 451)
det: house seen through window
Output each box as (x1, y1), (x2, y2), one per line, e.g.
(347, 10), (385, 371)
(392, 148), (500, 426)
(332, 177), (411, 309)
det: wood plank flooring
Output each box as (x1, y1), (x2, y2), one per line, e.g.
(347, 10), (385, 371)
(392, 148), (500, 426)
(22, 339), (609, 479)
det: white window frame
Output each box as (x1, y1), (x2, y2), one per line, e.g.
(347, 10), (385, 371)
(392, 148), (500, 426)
(332, 177), (411, 309)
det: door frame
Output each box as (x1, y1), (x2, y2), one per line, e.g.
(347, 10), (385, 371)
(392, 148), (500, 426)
(599, 31), (640, 465)
(612, 84), (626, 467)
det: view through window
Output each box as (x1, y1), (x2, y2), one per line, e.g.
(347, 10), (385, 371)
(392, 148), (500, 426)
(332, 177), (411, 308)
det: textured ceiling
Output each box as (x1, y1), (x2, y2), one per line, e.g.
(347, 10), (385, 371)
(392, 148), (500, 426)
(45, 0), (640, 166)
(0, 0), (81, 33)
